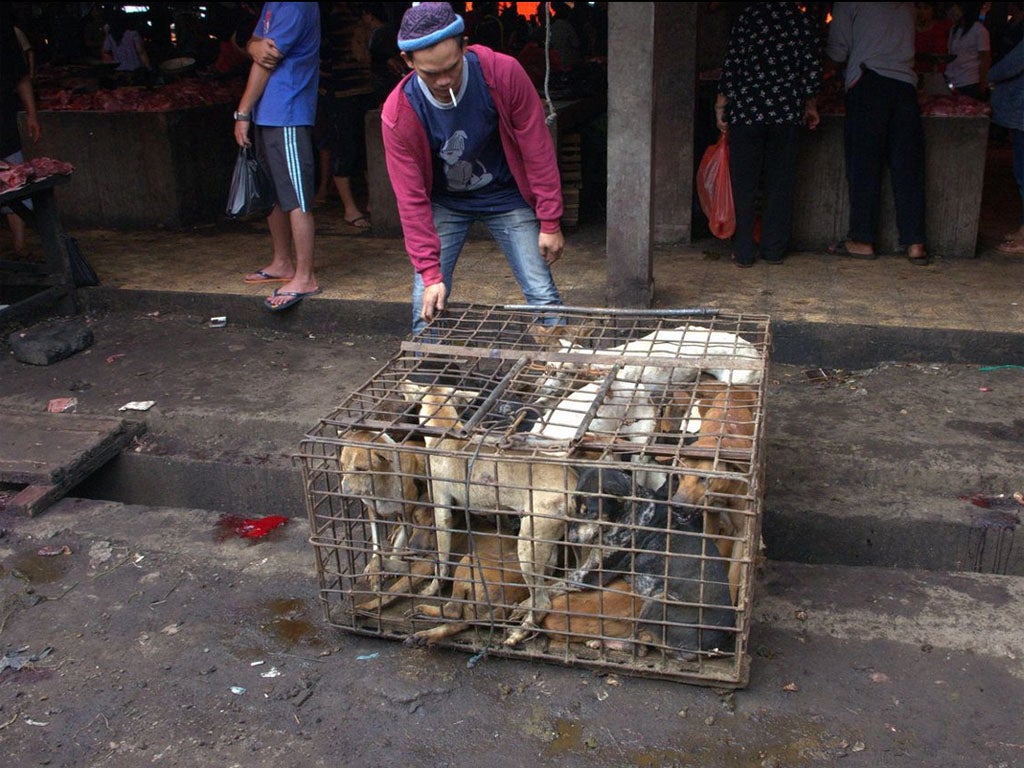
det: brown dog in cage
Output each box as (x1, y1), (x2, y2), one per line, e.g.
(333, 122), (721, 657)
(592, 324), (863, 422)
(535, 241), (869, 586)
(671, 385), (758, 605)
(338, 429), (427, 591)
(405, 528), (529, 646)
(352, 506), (468, 613)
(540, 577), (647, 652)
(568, 467), (735, 660)
(401, 380), (578, 647)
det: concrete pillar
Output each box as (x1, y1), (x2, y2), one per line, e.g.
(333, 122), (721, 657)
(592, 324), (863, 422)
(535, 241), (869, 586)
(365, 108), (402, 236)
(652, 3), (697, 245)
(606, 3), (655, 308)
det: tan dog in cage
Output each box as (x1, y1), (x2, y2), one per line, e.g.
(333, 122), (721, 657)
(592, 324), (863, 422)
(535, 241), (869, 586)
(400, 380), (578, 647)
(671, 386), (758, 605)
(405, 528), (529, 646)
(338, 429), (427, 591)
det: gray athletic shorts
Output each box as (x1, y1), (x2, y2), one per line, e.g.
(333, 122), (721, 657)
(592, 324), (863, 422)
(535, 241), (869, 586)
(255, 125), (315, 213)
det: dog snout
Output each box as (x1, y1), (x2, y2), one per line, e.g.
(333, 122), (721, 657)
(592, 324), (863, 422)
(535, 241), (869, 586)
(567, 521), (598, 545)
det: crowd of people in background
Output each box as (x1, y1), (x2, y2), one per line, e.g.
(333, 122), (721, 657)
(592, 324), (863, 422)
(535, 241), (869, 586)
(701, 1), (1024, 263)
(4, 3), (1022, 273)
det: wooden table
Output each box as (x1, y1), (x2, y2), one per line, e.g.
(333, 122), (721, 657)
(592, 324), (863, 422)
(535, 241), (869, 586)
(0, 173), (79, 326)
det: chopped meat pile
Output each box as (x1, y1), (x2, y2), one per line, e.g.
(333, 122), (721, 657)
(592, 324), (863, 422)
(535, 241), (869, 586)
(917, 94), (992, 117)
(37, 77), (244, 113)
(819, 91), (992, 117)
(0, 157), (75, 195)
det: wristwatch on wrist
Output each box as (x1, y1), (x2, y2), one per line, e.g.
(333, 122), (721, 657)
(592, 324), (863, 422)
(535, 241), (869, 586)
(233, 111), (251, 122)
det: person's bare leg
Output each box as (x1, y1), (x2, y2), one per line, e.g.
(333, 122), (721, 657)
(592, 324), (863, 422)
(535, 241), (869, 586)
(265, 209), (318, 308)
(6, 213), (27, 256)
(335, 176), (369, 227)
(245, 206), (296, 282)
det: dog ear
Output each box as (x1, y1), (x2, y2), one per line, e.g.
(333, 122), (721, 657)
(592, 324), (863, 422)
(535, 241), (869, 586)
(369, 444), (398, 468)
(399, 380), (429, 402)
(450, 387), (482, 407)
(606, 467), (635, 497)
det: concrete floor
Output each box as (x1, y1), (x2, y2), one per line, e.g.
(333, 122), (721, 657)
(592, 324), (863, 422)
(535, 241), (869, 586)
(26, 141), (1016, 339)
(1, 140), (1020, 343)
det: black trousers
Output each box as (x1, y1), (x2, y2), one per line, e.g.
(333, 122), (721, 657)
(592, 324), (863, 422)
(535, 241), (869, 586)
(844, 69), (926, 247)
(727, 123), (801, 264)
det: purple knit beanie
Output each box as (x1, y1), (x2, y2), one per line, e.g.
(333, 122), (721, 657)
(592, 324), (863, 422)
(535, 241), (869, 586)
(397, 2), (465, 52)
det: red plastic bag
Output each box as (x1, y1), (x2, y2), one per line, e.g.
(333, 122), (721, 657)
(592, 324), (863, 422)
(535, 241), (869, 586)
(696, 133), (735, 239)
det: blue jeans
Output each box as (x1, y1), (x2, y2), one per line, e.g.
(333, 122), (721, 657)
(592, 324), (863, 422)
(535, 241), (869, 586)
(411, 205), (563, 335)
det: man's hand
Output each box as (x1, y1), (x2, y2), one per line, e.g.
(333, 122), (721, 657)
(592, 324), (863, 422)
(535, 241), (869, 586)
(25, 115), (41, 144)
(804, 101), (820, 130)
(248, 37), (283, 69)
(421, 282), (447, 324)
(715, 95), (728, 133)
(539, 229), (564, 266)
(234, 120), (251, 148)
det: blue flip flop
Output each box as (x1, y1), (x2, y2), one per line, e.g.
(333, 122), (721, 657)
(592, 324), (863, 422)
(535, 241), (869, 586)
(264, 287), (322, 312)
(245, 269), (293, 284)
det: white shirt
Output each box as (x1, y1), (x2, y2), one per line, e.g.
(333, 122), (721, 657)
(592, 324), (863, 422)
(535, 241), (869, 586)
(825, 3), (918, 90)
(946, 22), (990, 88)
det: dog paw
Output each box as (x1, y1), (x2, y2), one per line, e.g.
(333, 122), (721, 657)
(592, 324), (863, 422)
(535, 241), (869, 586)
(600, 638), (636, 653)
(504, 621), (539, 647)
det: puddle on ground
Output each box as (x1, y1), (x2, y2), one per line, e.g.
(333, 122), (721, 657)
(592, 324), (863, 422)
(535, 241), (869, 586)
(260, 597), (324, 648)
(6, 550), (73, 584)
(544, 718), (586, 755)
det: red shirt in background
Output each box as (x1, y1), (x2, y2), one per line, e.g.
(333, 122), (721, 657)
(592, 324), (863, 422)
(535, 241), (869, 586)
(915, 18), (953, 73)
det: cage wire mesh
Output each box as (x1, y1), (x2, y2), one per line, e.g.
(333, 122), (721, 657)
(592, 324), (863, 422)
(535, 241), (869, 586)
(299, 303), (771, 687)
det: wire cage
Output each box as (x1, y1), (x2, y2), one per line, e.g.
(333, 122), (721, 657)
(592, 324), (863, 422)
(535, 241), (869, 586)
(299, 304), (771, 687)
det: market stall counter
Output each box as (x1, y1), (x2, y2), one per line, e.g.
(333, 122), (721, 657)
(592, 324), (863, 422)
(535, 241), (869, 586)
(20, 73), (244, 230)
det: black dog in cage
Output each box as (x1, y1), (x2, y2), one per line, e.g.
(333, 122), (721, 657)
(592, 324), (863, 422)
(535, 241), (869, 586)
(566, 467), (736, 659)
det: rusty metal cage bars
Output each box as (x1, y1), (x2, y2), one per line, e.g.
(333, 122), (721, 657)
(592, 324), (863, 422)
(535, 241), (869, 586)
(299, 305), (770, 687)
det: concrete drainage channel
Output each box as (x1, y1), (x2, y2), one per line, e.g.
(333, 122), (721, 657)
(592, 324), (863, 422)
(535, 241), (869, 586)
(69, 289), (1024, 579)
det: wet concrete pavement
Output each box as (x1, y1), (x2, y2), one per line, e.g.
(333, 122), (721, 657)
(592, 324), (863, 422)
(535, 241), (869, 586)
(1, 141), (1023, 766)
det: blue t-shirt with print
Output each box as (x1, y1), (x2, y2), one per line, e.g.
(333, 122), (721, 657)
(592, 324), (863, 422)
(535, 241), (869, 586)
(405, 51), (526, 213)
(253, 2), (320, 127)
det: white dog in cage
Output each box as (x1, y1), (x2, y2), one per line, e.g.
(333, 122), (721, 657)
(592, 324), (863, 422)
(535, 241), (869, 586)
(536, 324), (763, 401)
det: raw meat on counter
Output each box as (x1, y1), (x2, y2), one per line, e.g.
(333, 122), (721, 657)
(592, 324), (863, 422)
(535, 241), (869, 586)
(0, 157), (75, 195)
(818, 91), (992, 117)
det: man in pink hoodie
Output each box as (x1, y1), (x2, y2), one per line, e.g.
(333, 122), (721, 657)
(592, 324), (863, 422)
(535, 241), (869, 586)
(381, 2), (564, 334)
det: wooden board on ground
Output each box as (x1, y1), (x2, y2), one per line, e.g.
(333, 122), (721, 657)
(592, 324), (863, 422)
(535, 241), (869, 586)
(0, 410), (145, 516)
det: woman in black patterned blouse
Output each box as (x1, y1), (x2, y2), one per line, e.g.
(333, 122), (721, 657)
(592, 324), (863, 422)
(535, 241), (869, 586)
(716, 3), (822, 267)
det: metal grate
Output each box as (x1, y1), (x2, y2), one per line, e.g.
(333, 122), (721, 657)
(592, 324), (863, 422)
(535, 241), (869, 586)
(299, 303), (771, 687)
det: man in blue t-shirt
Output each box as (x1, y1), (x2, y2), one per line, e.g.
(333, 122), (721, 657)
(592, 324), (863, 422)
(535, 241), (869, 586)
(233, 2), (322, 312)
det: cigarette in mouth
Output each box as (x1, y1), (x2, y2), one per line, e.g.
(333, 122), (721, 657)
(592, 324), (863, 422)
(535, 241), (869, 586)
(448, 87), (458, 107)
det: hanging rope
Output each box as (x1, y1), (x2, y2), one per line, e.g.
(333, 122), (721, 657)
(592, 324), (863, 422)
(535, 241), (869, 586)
(542, 2), (557, 125)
